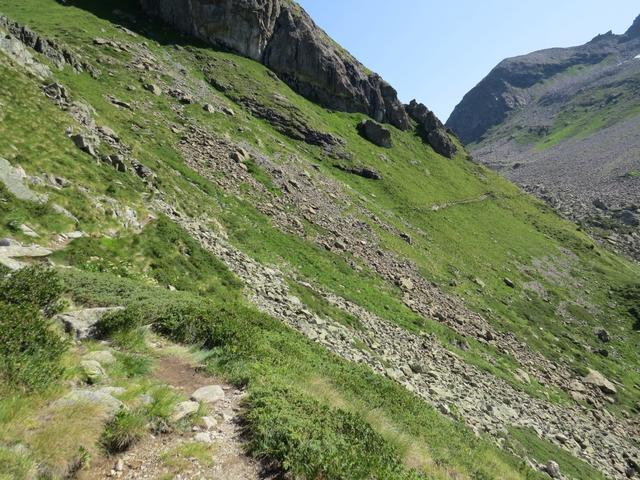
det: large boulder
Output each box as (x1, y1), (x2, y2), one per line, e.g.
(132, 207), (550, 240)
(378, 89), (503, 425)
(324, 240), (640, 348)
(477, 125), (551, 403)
(357, 120), (392, 148)
(56, 307), (124, 340)
(80, 360), (108, 385)
(405, 101), (457, 158)
(583, 369), (617, 395)
(52, 388), (123, 418)
(191, 385), (225, 404)
(138, 0), (410, 130)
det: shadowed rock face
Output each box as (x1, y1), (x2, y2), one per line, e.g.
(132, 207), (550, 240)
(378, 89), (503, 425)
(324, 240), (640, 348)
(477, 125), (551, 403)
(446, 15), (640, 144)
(626, 14), (640, 38)
(139, 0), (410, 130)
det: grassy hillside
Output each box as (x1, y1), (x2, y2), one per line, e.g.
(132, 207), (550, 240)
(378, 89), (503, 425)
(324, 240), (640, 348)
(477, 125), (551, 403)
(0, 1), (639, 479)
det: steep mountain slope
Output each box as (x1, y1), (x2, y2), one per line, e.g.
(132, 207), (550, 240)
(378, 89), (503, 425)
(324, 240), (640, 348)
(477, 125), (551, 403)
(447, 16), (640, 261)
(0, 1), (639, 479)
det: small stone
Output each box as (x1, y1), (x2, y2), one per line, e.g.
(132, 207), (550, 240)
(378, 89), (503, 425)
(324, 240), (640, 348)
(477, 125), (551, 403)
(203, 103), (215, 113)
(18, 224), (39, 238)
(171, 401), (200, 422)
(83, 350), (116, 365)
(201, 416), (217, 430)
(194, 432), (213, 443)
(115, 459), (124, 472)
(503, 277), (516, 288)
(515, 368), (530, 384)
(80, 360), (108, 384)
(473, 277), (486, 289)
(191, 385), (225, 404)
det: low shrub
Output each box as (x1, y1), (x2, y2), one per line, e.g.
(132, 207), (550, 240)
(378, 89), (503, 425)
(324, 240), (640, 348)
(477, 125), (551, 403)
(246, 386), (421, 480)
(100, 410), (147, 454)
(0, 267), (67, 391)
(0, 266), (63, 317)
(0, 303), (67, 391)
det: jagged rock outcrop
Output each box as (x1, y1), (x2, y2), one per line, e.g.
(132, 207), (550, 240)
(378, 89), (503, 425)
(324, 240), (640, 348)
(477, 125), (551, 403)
(138, 0), (410, 130)
(357, 119), (392, 148)
(626, 14), (640, 38)
(406, 100), (457, 158)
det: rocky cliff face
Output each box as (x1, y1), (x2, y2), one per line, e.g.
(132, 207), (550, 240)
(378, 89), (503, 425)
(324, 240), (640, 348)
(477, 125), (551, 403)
(138, 0), (410, 130)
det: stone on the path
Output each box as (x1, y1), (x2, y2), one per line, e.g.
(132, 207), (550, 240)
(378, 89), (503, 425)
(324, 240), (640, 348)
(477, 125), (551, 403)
(583, 369), (617, 395)
(81, 360), (108, 384)
(172, 401), (200, 422)
(18, 224), (39, 238)
(194, 432), (214, 443)
(191, 385), (225, 404)
(201, 416), (218, 430)
(53, 388), (122, 418)
(84, 350), (117, 365)
(56, 307), (124, 340)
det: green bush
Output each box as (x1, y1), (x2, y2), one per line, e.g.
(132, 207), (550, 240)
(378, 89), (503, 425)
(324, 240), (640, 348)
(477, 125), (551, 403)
(246, 386), (421, 480)
(0, 302), (67, 391)
(0, 266), (63, 317)
(100, 410), (147, 453)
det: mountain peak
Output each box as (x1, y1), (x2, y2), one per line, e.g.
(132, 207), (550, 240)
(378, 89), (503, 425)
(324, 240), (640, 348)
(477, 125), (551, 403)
(626, 14), (640, 37)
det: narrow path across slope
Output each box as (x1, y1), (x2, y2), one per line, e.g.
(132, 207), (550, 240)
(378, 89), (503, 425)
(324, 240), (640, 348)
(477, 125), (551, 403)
(80, 348), (268, 480)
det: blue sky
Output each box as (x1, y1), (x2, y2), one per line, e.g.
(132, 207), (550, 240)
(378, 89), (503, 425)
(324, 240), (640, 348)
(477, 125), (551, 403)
(296, 1), (640, 121)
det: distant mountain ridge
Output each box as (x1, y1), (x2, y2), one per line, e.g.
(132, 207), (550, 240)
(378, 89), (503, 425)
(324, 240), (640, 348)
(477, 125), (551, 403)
(446, 14), (640, 261)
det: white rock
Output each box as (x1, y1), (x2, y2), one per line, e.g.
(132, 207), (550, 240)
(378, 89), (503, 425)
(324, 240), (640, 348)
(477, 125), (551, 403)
(172, 401), (200, 422)
(201, 416), (218, 430)
(84, 350), (117, 365)
(194, 432), (213, 443)
(191, 385), (225, 404)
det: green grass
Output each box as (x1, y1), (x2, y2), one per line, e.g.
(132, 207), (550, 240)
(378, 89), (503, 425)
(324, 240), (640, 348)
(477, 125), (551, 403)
(0, 1), (638, 478)
(507, 427), (606, 480)
(68, 267), (541, 479)
(100, 409), (147, 453)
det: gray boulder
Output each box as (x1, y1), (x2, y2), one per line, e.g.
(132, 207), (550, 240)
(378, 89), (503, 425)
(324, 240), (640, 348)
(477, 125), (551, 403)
(191, 385), (225, 404)
(53, 388), (123, 418)
(172, 401), (200, 422)
(56, 307), (124, 340)
(83, 350), (117, 365)
(357, 120), (392, 148)
(583, 369), (617, 395)
(80, 360), (108, 384)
